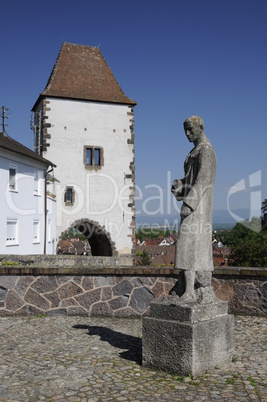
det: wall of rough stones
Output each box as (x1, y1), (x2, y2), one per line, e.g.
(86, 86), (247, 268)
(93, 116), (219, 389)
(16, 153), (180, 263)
(0, 264), (266, 317)
(212, 268), (267, 316)
(0, 272), (176, 317)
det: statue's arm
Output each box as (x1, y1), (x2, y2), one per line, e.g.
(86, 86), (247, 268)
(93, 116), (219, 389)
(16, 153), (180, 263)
(183, 146), (216, 211)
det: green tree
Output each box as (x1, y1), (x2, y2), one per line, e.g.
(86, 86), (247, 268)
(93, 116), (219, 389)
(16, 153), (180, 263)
(225, 216), (267, 267)
(224, 222), (252, 247)
(213, 230), (230, 244)
(252, 217), (261, 231)
(139, 251), (151, 266)
(229, 232), (267, 267)
(136, 228), (166, 241)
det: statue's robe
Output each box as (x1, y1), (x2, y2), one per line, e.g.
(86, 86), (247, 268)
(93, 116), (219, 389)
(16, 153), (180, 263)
(174, 139), (216, 272)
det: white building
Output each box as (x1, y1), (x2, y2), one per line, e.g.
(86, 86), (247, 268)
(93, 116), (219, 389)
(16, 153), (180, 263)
(0, 132), (56, 255)
(32, 42), (136, 257)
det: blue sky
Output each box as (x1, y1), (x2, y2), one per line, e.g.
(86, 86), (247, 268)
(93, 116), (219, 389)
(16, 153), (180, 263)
(1, 0), (267, 221)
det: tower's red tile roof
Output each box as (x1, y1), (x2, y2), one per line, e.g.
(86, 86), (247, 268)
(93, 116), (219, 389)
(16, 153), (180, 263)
(40, 42), (136, 105)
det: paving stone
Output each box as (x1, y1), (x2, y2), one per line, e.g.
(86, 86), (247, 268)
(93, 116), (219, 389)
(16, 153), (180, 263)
(0, 315), (266, 401)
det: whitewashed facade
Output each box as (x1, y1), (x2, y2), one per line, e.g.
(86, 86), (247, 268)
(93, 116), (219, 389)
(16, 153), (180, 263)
(0, 133), (56, 255)
(32, 43), (136, 257)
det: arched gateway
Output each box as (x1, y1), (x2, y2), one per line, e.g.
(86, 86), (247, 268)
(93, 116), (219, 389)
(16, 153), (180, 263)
(61, 219), (116, 256)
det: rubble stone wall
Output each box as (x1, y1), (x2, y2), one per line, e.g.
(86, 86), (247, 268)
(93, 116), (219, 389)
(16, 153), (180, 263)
(212, 268), (267, 317)
(0, 272), (176, 317)
(0, 265), (266, 317)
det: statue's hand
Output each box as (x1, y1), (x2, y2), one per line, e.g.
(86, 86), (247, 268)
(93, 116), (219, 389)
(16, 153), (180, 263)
(181, 203), (193, 217)
(171, 179), (183, 196)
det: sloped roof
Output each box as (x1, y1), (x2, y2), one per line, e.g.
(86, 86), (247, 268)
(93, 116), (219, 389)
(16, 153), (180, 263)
(0, 132), (55, 167)
(136, 245), (175, 266)
(39, 42), (136, 105)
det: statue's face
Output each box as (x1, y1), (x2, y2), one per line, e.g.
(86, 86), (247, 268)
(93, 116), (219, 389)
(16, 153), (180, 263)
(184, 123), (202, 142)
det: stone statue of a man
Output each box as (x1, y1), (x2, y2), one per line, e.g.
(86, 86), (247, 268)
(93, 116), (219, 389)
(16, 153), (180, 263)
(171, 116), (216, 303)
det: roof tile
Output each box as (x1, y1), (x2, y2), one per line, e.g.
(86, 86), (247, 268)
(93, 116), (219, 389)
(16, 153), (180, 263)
(41, 42), (136, 105)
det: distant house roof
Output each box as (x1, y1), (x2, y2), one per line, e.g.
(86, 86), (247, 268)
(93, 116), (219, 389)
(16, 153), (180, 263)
(136, 244), (175, 266)
(159, 238), (171, 246)
(143, 238), (163, 246)
(33, 42), (136, 108)
(0, 132), (55, 167)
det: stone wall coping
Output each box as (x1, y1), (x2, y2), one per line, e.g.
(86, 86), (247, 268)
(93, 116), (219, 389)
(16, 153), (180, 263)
(213, 266), (267, 277)
(0, 254), (133, 268)
(0, 266), (178, 276)
(0, 265), (266, 277)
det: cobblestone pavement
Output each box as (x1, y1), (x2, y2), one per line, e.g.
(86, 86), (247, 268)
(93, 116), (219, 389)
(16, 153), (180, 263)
(0, 315), (266, 401)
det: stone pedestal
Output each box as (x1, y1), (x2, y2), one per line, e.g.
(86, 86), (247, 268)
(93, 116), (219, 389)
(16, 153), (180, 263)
(142, 293), (234, 376)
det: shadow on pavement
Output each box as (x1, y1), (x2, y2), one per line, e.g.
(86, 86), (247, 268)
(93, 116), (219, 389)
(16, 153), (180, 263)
(73, 324), (142, 365)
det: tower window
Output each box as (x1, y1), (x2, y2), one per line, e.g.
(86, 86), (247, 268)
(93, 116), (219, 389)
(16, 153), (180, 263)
(84, 146), (103, 169)
(64, 186), (74, 205)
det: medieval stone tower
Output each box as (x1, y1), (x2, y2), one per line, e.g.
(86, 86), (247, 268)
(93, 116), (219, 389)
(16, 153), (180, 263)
(32, 42), (136, 257)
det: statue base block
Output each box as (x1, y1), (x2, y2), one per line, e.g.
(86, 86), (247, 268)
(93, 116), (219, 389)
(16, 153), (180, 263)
(142, 297), (234, 376)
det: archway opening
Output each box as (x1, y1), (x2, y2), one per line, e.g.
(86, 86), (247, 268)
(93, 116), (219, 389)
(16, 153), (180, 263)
(57, 219), (114, 256)
(75, 221), (112, 256)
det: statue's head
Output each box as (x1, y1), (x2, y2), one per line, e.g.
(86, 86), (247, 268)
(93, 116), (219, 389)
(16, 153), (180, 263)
(184, 116), (204, 131)
(183, 116), (204, 142)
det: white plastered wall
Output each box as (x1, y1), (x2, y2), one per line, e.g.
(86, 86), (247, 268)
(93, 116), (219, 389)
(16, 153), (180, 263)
(0, 150), (56, 254)
(42, 98), (135, 254)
